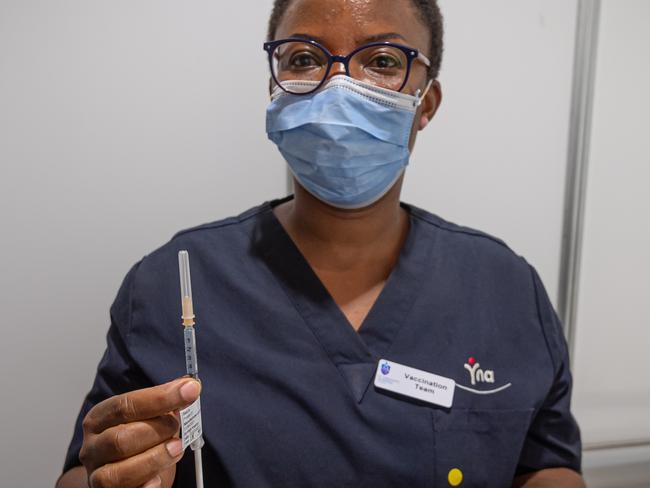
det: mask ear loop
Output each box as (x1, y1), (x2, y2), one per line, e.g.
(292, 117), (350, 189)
(413, 79), (434, 107)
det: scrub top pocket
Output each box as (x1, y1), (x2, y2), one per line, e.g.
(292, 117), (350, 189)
(431, 408), (534, 488)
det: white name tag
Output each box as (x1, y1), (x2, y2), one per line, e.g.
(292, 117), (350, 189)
(374, 359), (456, 408)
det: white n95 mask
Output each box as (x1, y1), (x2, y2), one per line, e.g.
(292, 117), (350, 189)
(266, 75), (431, 209)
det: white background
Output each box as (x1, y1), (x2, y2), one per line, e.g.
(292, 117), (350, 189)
(571, 0), (650, 448)
(0, 1), (648, 486)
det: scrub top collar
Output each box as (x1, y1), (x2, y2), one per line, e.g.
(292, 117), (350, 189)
(254, 195), (438, 403)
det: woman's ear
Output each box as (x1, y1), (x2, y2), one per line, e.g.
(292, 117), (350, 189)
(419, 80), (442, 130)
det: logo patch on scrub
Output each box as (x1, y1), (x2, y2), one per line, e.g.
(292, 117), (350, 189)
(463, 356), (495, 385)
(380, 361), (391, 375)
(456, 356), (512, 395)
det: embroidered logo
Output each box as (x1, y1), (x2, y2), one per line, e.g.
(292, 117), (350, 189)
(380, 361), (391, 375)
(455, 356), (511, 395)
(463, 356), (495, 385)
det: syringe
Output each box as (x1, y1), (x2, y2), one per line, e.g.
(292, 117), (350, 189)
(178, 250), (204, 488)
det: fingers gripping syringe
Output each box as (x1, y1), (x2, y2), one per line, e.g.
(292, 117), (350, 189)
(178, 250), (205, 488)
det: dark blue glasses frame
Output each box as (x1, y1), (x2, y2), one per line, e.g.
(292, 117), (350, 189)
(263, 38), (431, 95)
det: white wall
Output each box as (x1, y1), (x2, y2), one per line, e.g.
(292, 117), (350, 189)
(572, 0), (650, 447)
(0, 1), (281, 486)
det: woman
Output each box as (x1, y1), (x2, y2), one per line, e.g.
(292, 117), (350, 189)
(57, 1), (584, 487)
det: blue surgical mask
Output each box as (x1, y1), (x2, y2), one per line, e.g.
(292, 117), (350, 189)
(266, 75), (432, 209)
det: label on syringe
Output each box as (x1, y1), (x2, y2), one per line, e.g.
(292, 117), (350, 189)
(180, 397), (203, 450)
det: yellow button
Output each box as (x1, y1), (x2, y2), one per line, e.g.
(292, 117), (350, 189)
(448, 468), (463, 486)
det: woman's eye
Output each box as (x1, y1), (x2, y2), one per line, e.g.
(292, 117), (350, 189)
(368, 54), (401, 70)
(290, 53), (320, 69)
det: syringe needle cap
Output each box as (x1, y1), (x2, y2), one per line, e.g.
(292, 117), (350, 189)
(178, 250), (195, 326)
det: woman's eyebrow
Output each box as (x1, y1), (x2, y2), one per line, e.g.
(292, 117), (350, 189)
(286, 32), (408, 45)
(287, 33), (327, 43)
(362, 32), (408, 43)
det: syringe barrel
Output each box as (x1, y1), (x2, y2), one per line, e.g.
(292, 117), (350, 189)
(184, 326), (199, 377)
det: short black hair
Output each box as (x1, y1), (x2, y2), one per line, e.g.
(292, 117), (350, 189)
(267, 0), (444, 80)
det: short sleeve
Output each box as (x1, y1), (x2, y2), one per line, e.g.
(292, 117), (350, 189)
(62, 260), (150, 474)
(516, 264), (582, 475)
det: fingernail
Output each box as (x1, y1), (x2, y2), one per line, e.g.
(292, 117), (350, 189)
(179, 380), (201, 402)
(166, 438), (183, 458)
(142, 476), (162, 488)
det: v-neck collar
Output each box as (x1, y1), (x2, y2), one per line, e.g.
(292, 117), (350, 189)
(254, 195), (437, 403)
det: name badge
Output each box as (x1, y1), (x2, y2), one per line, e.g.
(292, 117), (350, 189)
(374, 359), (456, 408)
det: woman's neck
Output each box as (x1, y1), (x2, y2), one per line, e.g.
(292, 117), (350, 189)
(273, 177), (409, 272)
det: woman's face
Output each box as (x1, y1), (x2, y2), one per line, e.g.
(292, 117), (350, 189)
(273, 0), (442, 152)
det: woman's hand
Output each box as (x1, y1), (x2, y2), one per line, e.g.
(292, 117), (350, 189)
(59, 378), (201, 488)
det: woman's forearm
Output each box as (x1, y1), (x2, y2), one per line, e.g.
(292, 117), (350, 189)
(513, 468), (586, 488)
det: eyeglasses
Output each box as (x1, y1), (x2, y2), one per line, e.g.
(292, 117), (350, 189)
(263, 38), (431, 95)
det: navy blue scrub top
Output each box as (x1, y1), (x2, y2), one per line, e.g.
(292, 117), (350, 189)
(63, 195), (581, 487)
